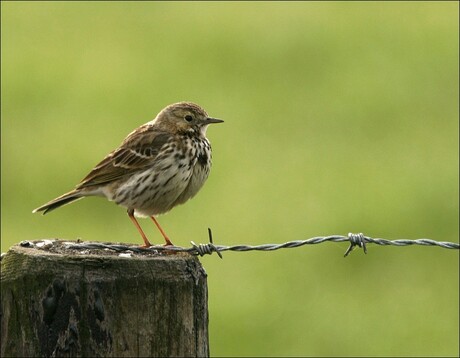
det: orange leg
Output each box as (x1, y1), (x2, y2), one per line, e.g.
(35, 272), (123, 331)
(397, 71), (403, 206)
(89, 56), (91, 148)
(127, 210), (152, 247)
(150, 216), (174, 246)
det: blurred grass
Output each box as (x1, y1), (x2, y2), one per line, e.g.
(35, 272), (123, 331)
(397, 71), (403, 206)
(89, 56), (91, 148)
(1, 1), (458, 357)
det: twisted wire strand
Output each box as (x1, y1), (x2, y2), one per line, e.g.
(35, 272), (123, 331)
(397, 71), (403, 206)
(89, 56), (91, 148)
(18, 230), (459, 258)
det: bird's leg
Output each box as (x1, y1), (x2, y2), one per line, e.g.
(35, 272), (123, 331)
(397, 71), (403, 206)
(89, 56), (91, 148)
(150, 216), (174, 246)
(127, 209), (152, 247)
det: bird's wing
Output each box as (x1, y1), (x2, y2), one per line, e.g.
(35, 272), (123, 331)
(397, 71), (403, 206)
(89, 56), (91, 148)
(76, 127), (173, 188)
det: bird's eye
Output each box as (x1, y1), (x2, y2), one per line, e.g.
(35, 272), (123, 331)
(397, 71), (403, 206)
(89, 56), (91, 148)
(184, 115), (193, 122)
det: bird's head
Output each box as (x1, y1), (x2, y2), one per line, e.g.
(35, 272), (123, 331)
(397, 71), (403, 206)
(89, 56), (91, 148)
(154, 102), (223, 136)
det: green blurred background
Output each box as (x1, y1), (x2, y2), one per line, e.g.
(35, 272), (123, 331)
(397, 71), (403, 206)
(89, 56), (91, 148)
(2, 2), (458, 356)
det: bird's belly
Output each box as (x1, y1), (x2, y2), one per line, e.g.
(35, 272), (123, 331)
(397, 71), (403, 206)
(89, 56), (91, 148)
(173, 162), (210, 206)
(107, 164), (192, 217)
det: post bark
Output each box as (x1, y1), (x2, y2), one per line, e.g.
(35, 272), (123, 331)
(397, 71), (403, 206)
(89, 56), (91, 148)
(0, 240), (209, 357)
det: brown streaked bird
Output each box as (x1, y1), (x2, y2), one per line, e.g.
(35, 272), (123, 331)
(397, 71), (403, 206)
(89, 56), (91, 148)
(33, 102), (223, 247)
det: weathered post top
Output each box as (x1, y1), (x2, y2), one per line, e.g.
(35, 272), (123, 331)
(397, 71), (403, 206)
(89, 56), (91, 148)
(1, 240), (209, 357)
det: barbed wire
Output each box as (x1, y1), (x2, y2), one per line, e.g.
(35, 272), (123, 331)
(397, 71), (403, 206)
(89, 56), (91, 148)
(16, 229), (459, 259)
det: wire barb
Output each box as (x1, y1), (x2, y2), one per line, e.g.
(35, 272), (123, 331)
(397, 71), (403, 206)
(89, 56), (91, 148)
(191, 228), (223, 258)
(344, 233), (367, 257)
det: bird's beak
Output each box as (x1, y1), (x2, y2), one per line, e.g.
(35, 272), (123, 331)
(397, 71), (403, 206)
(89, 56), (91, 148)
(206, 117), (224, 124)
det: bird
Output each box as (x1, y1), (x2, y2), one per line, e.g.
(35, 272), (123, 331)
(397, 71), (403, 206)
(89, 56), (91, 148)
(33, 102), (223, 247)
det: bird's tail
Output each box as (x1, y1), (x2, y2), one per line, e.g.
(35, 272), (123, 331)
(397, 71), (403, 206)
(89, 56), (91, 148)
(32, 189), (84, 215)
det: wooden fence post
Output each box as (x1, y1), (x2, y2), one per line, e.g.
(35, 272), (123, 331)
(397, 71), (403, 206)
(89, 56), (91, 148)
(0, 240), (209, 357)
